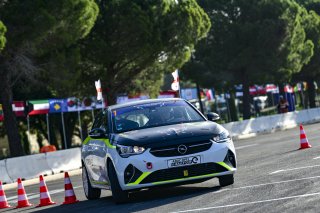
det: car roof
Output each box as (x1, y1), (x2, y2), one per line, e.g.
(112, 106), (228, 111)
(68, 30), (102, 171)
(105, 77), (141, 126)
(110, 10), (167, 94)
(107, 98), (185, 110)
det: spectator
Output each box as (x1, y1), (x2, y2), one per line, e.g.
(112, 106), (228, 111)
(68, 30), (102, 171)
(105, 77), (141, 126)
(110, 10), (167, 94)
(277, 96), (289, 113)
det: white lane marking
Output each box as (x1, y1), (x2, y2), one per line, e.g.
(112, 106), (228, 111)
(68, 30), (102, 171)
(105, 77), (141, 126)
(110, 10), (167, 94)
(7, 193), (36, 201)
(7, 186), (81, 203)
(270, 164), (320, 174)
(171, 192), (320, 213)
(235, 144), (257, 150)
(313, 156), (320, 160)
(212, 175), (320, 193)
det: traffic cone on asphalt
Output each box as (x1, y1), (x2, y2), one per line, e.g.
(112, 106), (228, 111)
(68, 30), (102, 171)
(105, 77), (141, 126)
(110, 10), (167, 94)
(63, 172), (79, 205)
(38, 175), (56, 207)
(0, 181), (11, 209)
(299, 124), (312, 149)
(16, 178), (33, 208)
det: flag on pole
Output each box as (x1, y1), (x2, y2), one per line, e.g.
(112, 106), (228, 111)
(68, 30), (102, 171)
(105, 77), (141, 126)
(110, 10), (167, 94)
(82, 97), (95, 110)
(284, 85), (293, 93)
(171, 70), (180, 91)
(66, 97), (80, 112)
(12, 101), (25, 117)
(206, 89), (214, 101)
(27, 100), (49, 115)
(95, 79), (103, 101)
(49, 99), (68, 113)
(0, 104), (3, 122)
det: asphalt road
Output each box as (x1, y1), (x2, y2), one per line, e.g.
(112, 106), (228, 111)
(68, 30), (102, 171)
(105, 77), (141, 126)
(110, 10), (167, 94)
(2, 123), (320, 213)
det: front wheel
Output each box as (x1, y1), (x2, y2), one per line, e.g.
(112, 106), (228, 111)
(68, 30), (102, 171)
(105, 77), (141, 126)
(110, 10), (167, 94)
(218, 174), (234, 187)
(108, 163), (129, 204)
(82, 166), (101, 200)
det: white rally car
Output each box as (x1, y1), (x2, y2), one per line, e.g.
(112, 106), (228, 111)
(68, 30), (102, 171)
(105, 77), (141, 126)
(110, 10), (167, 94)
(81, 99), (237, 203)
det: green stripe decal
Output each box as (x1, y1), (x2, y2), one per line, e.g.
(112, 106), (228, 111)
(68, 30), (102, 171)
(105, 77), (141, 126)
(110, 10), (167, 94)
(29, 100), (49, 104)
(82, 137), (116, 148)
(217, 162), (233, 171)
(83, 137), (90, 145)
(126, 172), (151, 186)
(151, 173), (219, 185)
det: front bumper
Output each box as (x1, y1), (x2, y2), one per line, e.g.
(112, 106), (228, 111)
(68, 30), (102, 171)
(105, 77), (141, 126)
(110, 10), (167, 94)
(110, 140), (236, 190)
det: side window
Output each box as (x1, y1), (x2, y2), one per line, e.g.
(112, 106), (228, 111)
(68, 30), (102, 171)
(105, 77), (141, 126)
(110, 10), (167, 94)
(92, 113), (103, 129)
(102, 111), (109, 133)
(92, 111), (109, 132)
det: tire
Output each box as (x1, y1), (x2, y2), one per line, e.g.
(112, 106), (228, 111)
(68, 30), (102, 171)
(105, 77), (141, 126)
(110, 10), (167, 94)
(108, 162), (129, 204)
(218, 174), (234, 187)
(82, 166), (101, 200)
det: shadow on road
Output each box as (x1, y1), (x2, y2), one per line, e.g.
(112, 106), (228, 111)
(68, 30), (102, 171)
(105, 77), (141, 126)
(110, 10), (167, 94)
(31, 184), (223, 213)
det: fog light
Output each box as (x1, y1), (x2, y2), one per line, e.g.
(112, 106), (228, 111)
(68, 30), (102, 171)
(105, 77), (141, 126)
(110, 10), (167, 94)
(124, 164), (134, 184)
(224, 150), (236, 168)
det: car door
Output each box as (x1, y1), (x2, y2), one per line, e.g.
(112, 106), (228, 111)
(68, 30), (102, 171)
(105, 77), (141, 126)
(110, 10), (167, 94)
(85, 111), (110, 185)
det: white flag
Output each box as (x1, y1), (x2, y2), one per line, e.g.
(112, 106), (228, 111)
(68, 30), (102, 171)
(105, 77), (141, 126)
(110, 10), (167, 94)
(95, 79), (103, 101)
(171, 70), (180, 91)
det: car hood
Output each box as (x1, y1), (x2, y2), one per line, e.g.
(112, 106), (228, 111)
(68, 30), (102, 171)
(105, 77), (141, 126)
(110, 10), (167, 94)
(111, 121), (226, 148)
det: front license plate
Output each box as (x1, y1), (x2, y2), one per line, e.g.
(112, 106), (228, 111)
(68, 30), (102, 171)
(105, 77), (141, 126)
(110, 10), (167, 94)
(167, 156), (201, 168)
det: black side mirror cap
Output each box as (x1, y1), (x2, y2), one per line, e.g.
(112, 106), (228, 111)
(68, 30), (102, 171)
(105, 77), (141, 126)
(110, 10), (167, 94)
(207, 112), (220, 121)
(89, 128), (107, 139)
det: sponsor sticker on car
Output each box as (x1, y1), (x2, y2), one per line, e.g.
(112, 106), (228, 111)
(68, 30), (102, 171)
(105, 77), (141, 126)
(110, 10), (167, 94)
(167, 155), (201, 168)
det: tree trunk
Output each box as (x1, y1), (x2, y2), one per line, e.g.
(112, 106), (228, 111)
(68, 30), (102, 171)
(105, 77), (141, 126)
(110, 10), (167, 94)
(0, 72), (24, 157)
(242, 72), (251, 120)
(307, 78), (316, 108)
(228, 92), (239, 121)
(106, 89), (117, 105)
(64, 112), (78, 148)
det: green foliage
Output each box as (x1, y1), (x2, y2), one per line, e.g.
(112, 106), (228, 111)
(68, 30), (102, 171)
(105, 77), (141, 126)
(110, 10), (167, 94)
(0, 0), (99, 157)
(184, 0), (313, 85)
(294, 0), (320, 79)
(0, 21), (5, 51)
(79, 0), (211, 103)
(182, 0), (313, 119)
(0, 0), (98, 55)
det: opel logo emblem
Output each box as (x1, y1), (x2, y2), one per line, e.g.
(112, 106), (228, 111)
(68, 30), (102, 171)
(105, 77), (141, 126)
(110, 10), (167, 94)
(177, 145), (187, 155)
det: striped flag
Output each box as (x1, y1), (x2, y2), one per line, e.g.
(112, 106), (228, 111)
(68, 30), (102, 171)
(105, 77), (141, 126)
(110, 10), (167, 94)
(12, 101), (25, 117)
(27, 100), (49, 115)
(0, 104), (3, 122)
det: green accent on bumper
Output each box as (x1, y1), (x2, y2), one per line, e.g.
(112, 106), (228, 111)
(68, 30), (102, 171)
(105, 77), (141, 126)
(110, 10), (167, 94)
(217, 162), (233, 171)
(126, 172), (151, 186)
(82, 137), (116, 149)
(151, 173), (219, 185)
(126, 162), (235, 186)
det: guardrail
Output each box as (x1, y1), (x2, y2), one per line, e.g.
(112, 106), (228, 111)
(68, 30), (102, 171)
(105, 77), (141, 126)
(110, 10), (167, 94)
(1, 107), (320, 184)
(222, 107), (320, 139)
(0, 147), (81, 184)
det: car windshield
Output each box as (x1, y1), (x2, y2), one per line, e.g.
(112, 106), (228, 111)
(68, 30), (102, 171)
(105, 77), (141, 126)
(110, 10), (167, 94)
(112, 100), (205, 133)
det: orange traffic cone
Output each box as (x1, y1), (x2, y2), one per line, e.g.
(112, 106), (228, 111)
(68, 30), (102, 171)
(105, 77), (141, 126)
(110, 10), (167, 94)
(63, 172), (79, 205)
(38, 175), (56, 207)
(16, 178), (32, 208)
(299, 124), (312, 149)
(0, 181), (11, 209)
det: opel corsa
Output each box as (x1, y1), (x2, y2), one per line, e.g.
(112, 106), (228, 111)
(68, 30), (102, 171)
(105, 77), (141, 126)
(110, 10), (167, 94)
(81, 99), (237, 203)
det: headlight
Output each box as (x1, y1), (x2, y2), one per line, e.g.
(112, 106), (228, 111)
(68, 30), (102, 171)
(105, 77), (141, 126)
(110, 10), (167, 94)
(116, 144), (145, 157)
(212, 131), (230, 143)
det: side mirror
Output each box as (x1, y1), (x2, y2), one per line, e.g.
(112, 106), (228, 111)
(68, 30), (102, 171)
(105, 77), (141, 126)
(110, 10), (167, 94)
(89, 128), (107, 139)
(207, 112), (220, 121)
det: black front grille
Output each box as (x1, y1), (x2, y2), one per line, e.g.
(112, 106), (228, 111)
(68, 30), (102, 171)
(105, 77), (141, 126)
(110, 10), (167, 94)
(150, 141), (212, 157)
(140, 163), (227, 184)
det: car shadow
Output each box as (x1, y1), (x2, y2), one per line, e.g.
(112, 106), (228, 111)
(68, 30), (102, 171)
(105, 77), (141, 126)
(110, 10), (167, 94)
(32, 183), (223, 213)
